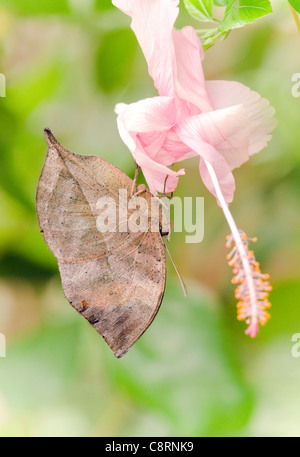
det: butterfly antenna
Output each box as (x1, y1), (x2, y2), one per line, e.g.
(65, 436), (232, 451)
(163, 239), (188, 299)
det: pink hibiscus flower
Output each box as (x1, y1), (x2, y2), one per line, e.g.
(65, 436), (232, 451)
(113, 0), (276, 337)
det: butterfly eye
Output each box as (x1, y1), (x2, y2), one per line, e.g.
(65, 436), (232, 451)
(137, 184), (147, 192)
(159, 224), (170, 237)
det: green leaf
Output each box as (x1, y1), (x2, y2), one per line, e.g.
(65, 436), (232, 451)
(289, 0), (300, 14)
(213, 0), (228, 6)
(197, 28), (223, 49)
(183, 0), (216, 22)
(219, 0), (272, 32)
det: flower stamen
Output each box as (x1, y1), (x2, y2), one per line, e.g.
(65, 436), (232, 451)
(226, 231), (272, 336)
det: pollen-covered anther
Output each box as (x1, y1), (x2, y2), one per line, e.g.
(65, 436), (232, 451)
(226, 230), (272, 337)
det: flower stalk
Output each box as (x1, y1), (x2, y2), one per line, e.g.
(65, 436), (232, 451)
(204, 160), (271, 337)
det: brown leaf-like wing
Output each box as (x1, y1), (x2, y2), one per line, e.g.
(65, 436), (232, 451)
(36, 129), (166, 358)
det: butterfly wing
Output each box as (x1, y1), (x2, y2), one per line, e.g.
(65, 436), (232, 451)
(36, 129), (166, 357)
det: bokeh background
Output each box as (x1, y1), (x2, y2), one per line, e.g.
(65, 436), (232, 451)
(0, 0), (299, 437)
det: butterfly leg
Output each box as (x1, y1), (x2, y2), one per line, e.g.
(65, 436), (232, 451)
(162, 174), (174, 200)
(131, 162), (141, 197)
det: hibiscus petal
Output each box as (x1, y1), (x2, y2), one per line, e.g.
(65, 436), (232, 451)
(176, 117), (236, 203)
(199, 153), (235, 205)
(112, 0), (179, 97)
(115, 96), (176, 157)
(206, 80), (277, 156)
(115, 96), (184, 195)
(137, 150), (185, 195)
(184, 105), (252, 171)
(172, 27), (213, 113)
(115, 96), (176, 134)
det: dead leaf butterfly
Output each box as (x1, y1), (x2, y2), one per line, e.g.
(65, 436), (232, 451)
(36, 129), (167, 358)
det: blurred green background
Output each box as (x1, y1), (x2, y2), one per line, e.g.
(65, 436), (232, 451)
(0, 0), (299, 437)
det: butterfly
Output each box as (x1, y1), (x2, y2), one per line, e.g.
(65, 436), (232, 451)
(36, 129), (167, 358)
